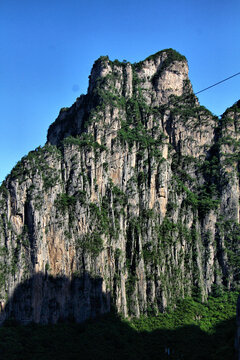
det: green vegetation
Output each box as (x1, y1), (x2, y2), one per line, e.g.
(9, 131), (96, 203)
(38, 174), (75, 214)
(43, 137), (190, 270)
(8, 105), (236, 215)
(173, 177), (220, 218)
(146, 48), (186, 64)
(151, 49), (187, 84)
(0, 291), (237, 360)
(9, 144), (61, 189)
(222, 99), (240, 116)
(0, 183), (8, 198)
(77, 231), (104, 258)
(63, 133), (107, 153)
(95, 49), (186, 74)
(118, 121), (165, 157)
(47, 102), (78, 139)
(161, 93), (216, 126)
(0, 50), (239, 359)
(55, 190), (87, 216)
(0, 258), (9, 291)
(55, 193), (76, 214)
(115, 69), (167, 160)
(133, 48), (186, 72)
(94, 88), (126, 109)
(75, 182), (127, 257)
(217, 219), (240, 274)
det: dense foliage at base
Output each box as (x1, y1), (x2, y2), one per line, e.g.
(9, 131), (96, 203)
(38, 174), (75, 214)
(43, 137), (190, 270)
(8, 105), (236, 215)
(0, 291), (237, 360)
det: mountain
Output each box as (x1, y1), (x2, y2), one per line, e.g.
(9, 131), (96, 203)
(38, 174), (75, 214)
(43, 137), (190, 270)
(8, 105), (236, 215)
(0, 49), (239, 325)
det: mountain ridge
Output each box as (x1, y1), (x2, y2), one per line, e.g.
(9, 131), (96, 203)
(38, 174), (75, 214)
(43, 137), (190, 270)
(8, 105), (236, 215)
(0, 49), (239, 325)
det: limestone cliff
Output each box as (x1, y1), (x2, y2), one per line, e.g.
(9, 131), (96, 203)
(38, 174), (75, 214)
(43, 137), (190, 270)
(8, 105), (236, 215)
(0, 49), (239, 324)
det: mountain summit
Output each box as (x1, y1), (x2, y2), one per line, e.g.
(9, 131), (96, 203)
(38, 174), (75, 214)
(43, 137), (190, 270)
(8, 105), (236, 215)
(0, 49), (239, 324)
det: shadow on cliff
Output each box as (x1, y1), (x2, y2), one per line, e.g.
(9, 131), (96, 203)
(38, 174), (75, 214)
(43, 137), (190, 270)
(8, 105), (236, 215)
(0, 272), (110, 325)
(0, 273), (237, 360)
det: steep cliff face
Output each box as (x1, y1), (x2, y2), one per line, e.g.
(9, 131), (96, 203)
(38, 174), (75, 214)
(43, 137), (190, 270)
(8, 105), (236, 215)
(0, 49), (239, 323)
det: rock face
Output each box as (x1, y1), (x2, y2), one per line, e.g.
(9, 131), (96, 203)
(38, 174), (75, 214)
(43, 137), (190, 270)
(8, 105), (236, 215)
(0, 49), (239, 324)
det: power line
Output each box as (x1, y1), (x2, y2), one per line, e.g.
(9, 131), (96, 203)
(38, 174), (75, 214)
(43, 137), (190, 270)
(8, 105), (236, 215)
(53, 69), (240, 148)
(62, 69), (240, 144)
(2, 69), (239, 188)
(195, 72), (240, 95)
(1, 69), (239, 233)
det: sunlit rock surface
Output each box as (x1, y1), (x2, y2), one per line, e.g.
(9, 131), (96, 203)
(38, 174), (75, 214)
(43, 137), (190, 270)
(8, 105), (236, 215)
(0, 49), (239, 324)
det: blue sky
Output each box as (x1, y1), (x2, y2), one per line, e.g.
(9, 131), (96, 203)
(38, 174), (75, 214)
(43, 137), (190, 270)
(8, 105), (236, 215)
(0, 0), (239, 183)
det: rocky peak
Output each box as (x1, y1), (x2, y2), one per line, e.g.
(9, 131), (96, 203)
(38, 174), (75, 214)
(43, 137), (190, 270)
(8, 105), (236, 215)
(0, 50), (239, 325)
(47, 49), (193, 147)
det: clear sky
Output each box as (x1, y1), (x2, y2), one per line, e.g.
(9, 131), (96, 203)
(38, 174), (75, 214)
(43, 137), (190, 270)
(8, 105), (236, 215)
(0, 0), (239, 183)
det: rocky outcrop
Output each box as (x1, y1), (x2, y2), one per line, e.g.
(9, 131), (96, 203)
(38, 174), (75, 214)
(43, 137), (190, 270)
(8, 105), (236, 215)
(0, 49), (239, 324)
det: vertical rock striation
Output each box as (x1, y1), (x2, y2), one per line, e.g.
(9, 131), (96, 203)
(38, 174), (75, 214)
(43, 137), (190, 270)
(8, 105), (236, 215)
(0, 49), (239, 323)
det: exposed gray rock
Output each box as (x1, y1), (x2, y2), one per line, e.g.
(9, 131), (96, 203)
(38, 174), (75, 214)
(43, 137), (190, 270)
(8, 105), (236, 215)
(0, 49), (239, 324)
